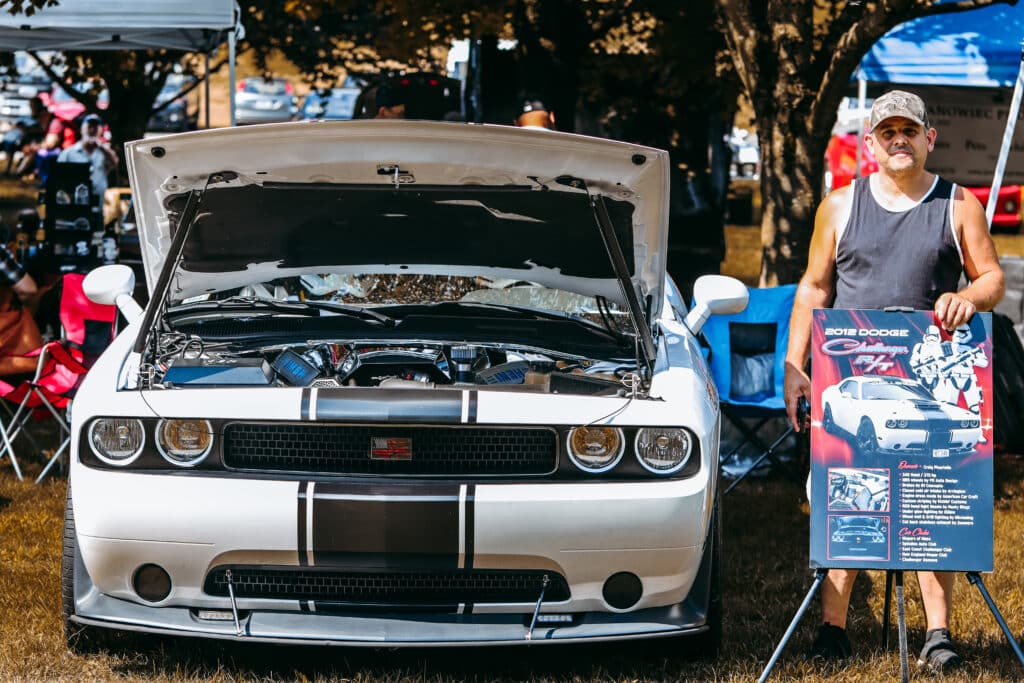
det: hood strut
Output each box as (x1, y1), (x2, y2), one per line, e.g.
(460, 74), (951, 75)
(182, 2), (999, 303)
(589, 193), (656, 382)
(132, 189), (204, 357)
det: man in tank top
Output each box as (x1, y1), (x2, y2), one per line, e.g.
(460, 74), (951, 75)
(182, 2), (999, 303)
(783, 90), (1005, 672)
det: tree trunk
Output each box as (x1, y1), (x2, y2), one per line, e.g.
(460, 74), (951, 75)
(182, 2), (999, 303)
(758, 103), (829, 286)
(102, 87), (158, 184)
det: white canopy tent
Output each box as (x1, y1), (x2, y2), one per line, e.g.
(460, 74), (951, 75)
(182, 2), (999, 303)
(0, 0), (243, 125)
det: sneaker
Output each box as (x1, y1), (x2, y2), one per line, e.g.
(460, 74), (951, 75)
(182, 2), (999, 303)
(918, 628), (963, 673)
(808, 623), (853, 661)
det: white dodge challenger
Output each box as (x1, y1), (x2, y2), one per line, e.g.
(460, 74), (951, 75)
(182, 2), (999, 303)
(66, 121), (748, 652)
(821, 375), (982, 456)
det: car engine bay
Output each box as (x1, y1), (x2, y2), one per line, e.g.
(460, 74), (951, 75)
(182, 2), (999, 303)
(148, 334), (634, 397)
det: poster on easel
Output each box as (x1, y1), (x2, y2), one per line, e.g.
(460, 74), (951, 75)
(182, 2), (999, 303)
(809, 309), (993, 572)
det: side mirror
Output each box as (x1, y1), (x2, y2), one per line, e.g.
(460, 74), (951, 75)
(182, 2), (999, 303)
(83, 264), (143, 321)
(683, 275), (749, 335)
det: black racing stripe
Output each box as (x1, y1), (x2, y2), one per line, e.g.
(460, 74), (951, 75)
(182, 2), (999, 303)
(312, 483), (460, 568)
(300, 388), (311, 421)
(314, 388), (463, 423)
(467, 391), (478, 423)
(465, 484), (475, 570)
(299, 600), (310, 612)
(297, 481), (309, 567)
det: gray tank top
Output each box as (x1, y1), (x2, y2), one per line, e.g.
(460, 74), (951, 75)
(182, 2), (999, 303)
(833, 175), (963, 310)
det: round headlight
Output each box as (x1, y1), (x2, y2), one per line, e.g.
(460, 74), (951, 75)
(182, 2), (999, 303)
(89, 418), (145, 466)
(566, 427), (624, 473)
(635, 428), (692, 474)
(156, 419), (214, 467)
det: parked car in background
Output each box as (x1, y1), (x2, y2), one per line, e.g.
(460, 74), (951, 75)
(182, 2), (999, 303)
(45, 81), (109, 122)
(301, 77), (361, 121)
(147, 74), (198, 133)
(0, 83), (37, 133)
(235, 77), (299, 125)
(0, 51), (54, 133)
(66, 120), (751, 654)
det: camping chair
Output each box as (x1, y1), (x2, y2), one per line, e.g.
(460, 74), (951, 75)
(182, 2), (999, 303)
(700, 284), (801, 494)
(0, 273), (115, 483)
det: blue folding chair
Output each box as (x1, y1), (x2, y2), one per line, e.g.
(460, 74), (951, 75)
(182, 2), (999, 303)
(701, 284), (801, 494)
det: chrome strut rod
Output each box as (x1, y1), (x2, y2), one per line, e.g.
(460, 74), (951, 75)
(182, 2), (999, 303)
(224, 569), (243, 636)
(526, 574), (550, 641)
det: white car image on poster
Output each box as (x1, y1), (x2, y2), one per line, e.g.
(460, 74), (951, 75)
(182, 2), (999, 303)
(821, 375), (982, 458)
(810, 309), (993, 572)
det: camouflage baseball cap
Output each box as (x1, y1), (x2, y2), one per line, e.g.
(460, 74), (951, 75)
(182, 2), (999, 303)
(869, 90), (929, 131)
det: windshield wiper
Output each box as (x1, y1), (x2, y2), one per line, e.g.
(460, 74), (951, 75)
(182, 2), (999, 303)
(395, 301), (629, 344)
(167, 296), (395, 326)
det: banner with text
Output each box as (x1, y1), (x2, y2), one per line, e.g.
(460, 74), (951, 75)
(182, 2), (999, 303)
(809, 309), (993, 571)
(901, 85), (1024, 187)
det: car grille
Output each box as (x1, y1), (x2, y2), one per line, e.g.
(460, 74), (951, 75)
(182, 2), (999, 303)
(204, 567), (570, 605)
(222, 423), (557, 476)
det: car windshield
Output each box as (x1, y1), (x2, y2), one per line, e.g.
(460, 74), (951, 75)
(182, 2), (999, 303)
(171, 273), (634, 334)
(52, 84), (108, 105)
(243, 79), (289, 95)
(862, 381), (933, 401)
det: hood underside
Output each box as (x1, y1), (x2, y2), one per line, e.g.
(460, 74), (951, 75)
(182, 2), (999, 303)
(125, 121), (670, 316)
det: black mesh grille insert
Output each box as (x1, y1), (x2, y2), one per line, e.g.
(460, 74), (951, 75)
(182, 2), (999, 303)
(204, 567), (570, 604)
(223, 423), (557, 475)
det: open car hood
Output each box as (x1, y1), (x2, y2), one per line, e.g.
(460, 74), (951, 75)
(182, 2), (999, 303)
(125, 121), (670, 319)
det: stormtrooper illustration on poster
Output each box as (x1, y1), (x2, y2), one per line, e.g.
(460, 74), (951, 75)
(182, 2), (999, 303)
(809, 309), (993, 572)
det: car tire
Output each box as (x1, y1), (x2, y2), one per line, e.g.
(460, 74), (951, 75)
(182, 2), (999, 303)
(856, 419), (878, 456)
(823, 404), (836, 434)
(688, 492), (722, 659)
(63, 485), (115, 654)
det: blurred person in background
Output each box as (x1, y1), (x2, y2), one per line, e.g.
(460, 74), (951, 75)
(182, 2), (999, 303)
(374, 84), (406, 119)
(57, 113), (117, 198)
(514, 96), (555, 130)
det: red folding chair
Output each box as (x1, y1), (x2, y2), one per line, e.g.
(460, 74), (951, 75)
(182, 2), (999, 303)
(0, 273), (115, 483)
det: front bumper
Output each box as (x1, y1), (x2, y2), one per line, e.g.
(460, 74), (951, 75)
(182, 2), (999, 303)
(70, 591), (710, 646)
(70, 467), (714, 644)
(875, 426), (980, 453)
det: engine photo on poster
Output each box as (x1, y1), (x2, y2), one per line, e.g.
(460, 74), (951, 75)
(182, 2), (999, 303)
(809, 309), (993, 571)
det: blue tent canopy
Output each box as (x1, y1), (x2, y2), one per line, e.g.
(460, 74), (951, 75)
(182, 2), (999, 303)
(858, 3), (1024, 87)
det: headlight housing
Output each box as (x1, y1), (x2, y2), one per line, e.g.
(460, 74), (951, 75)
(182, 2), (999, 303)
(635, 428), (693, 474)
(88, 418), (145, 466)
(566, 427), (624, 473)
(156, 419), (214, 467)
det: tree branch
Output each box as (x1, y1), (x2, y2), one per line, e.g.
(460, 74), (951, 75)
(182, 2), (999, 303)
(716, 0), (760, 100)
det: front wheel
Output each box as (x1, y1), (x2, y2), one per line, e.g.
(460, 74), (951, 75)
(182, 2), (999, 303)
(823, 404), (837, 434)
(856, 419), (879, 456)
(63, 485), (116, 654)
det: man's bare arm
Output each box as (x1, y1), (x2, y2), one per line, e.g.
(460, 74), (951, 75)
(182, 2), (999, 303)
(934, 187), (1005, 329)
(783, 188), (847, 429)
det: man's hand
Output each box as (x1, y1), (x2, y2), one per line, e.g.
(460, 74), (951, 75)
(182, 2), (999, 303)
(783, 360), (811, 431)
(934, 292), (976, 331)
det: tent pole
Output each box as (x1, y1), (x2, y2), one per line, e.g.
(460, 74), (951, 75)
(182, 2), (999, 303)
(856, 75), (867, 179)
(204, 52), (211, 129)
(986, 39), (1024, 230)
(228, 29), (236, 127)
